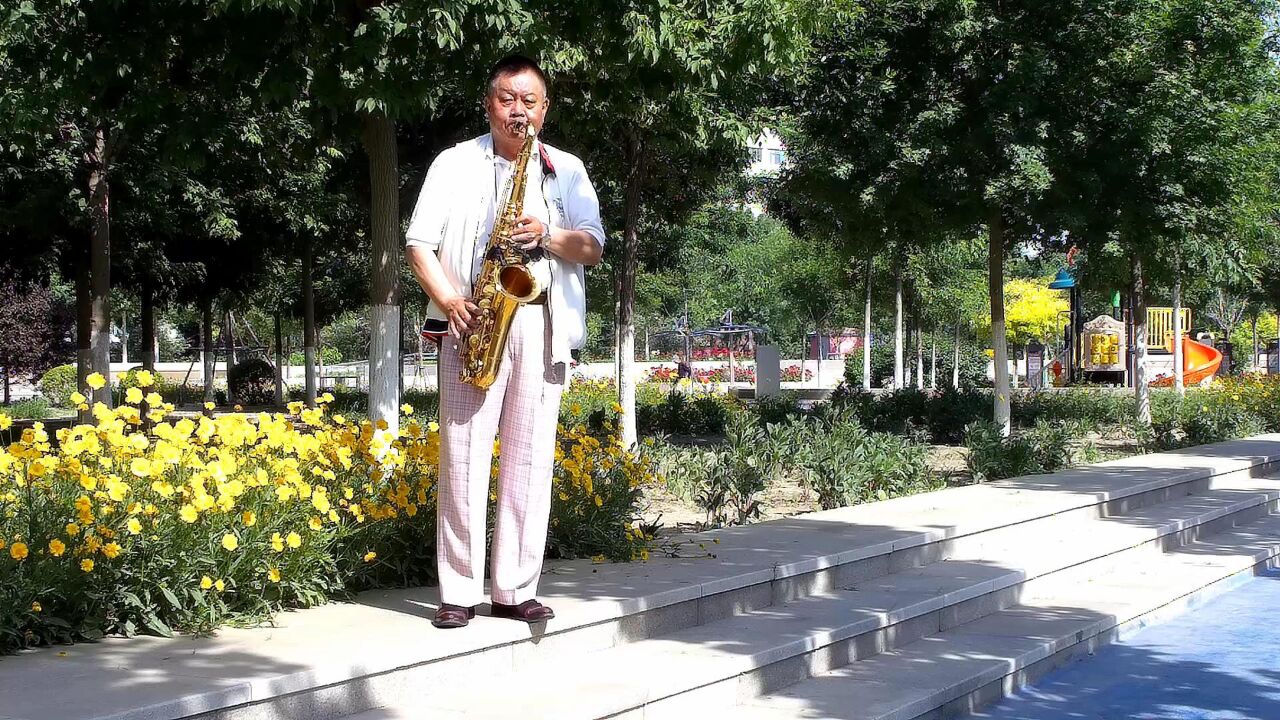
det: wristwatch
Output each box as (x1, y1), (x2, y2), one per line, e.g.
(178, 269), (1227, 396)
(538, 229), (552, 251)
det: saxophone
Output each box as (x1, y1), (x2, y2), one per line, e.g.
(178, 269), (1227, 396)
(458, 123), (543, 389)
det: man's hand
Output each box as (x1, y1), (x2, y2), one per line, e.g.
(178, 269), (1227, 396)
(441, 295), (482, 340)
(513, 214), (548, 251)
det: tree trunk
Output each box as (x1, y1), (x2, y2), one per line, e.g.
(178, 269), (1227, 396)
(303, 238), (318, 407)
(119, 312), (128, 365)
(1251, 315), (1258, 371)
(362, 112), (402, 434)
(1011, 345), (1019, 389)
(952, 322), (961, 388)
(915, 323), (924, 390)
(87, 124), (113, 407)
(1133, 254), (1151, 424)
(863, 258), (873, 391)
(989, 209), (1011, 436)
(201, 296), (216, 406)
(617, 131), (644, 448)
(141, 283), (157, 371)
(76, 261), (91, 410)
(893, 266), (904, 390)
(274, 312), (284, 406)
(1172, 264), (1184, 395)
(930, 335), (937, 389)
(224, 309), (237, 405)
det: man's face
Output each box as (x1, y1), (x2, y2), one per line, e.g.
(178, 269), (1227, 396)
(485, 69), (549, 142)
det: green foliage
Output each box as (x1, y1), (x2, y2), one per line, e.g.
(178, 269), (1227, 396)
(965, 420), (1080, 482)
(1, 398), (51, 420)
(636, 387), (739, 437)
(795, 411), (937, 510)
(691, 413), (768, 526)
(37, 364), (77, 407)
(228, 359), (277, 406)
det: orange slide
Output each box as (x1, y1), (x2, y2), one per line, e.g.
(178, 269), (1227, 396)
(1150, 335), (1223, 387)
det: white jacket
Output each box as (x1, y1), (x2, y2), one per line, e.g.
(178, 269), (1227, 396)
(405, 133), (605, 365)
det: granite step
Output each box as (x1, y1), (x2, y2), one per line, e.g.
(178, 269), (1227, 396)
(347, 476), (1280, 719)
(736, 512), (1280, 720)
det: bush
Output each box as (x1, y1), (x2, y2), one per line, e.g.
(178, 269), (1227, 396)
(1, 398), (51, 420)
(0, 384), (656, 653)
(690, 413), (768, 526)
(797, 411), (937, 510)
(228, 358), (277, 406)
(636, 387), (739, 437)
(964, 420), (1079, 482)
(38, 364), (77, 407)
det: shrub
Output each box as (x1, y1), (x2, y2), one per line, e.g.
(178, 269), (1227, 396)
(228, 358), (277, 406)
(964, 420), (1079, 482)
(1, 398), (51, 420)
(0, 385), (656, 653)
(38, 364), (77, 407)
(636, 387), (738, 437)
(691, 413), (768, 526)
(751, 391), (804, 427)
(797, 412), (937, 510)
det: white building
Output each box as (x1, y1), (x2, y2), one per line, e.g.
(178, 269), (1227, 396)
(746, 128), (787, 176)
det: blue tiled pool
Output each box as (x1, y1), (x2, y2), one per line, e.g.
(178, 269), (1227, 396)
(978, 568), (1280, 720)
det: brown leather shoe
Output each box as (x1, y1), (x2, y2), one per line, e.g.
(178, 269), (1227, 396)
(490, 599), (555, 623)
(432, 603), (476, 629)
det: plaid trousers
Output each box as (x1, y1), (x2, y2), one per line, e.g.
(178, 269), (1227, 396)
(437, 304), (565, 607)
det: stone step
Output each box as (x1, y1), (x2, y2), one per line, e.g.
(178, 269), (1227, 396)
(736, 513), (1280, 720)
(350, 476), (1280, 720)
(6, 436), (1278, 720)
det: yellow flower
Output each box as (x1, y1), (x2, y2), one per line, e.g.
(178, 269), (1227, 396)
(48, 539), (66, 557)
(179, 505), (199, 524)
(102, 542), (122, 559)
(221, 533), (239, 552)
(308, 517), (323, 531)
(363, 551), (377, 562)
(610, 402), (623, 413)
(241, 511), (256, 527)
(81, 559), (95, 572)
(145, 392), (163, 407)
(200, 575), (213, 590)
(86, 372), (106, 390)
(400, 404), (414, 415)
(215, 579), (226, 592)
(134, 369), (154, 387)
(31, 601), (42, 613)
(286, 531), (301, 549)
(125, 387), (144, 404)
(129, 457), (152, 478)
(204, 401), (216, 411)
(9, 542), (29, 561)
(267, 568), (281, 583)
(594, 495), (604, 507)
(0, 414), (10, 431)
(65, 523), (80, 537)
(70, 391), (87, 405)
(271, 533), (285, 552)
(127, 518), (143, 535)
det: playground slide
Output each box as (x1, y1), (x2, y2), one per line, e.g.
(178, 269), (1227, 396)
(1150, 335), (1223, 387)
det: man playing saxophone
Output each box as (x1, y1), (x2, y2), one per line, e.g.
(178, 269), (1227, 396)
(405, 55), (605, 629)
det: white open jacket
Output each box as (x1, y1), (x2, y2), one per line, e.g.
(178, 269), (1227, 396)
(405, 133), (606, 365)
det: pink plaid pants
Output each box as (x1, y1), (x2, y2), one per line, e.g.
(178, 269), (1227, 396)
(437, 304), (565, 607)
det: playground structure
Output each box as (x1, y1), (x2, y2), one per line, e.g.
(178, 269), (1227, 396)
(1050, 264), (1226, 388)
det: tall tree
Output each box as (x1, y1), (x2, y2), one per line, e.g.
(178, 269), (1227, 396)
(545, 0), (827, 446)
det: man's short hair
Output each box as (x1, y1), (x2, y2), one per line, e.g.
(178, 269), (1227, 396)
(486, 55), (548, 98)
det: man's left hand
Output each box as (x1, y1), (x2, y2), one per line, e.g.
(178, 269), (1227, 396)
(513, 214), (548, 251)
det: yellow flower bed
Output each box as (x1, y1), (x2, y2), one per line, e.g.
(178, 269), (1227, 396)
(0, 374), (655, 652)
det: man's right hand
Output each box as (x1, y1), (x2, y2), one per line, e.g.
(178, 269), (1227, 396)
(442, 295), (482, 340)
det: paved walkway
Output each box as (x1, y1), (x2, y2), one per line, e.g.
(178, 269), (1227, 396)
(978, 567), (1280, 720)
